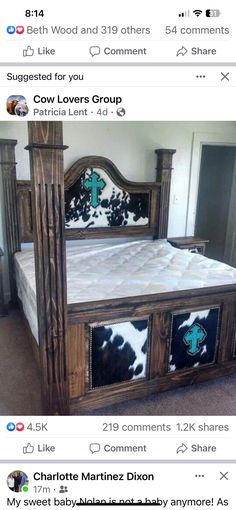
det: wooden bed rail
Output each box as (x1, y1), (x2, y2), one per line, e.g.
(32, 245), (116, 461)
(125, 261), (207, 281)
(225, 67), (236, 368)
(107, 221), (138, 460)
(0, 139), (20, 302)
(25, 121), (69, 415)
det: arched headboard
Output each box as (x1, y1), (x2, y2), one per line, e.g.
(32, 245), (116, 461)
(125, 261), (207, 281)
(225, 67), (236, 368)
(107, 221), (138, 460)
(0, 141), (175, 244)
(16, 149), (175, 243)
(64, 155), (159, 239)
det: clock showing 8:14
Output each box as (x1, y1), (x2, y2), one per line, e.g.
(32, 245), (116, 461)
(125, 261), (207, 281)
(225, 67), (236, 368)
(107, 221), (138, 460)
(25, 10), (44, 17)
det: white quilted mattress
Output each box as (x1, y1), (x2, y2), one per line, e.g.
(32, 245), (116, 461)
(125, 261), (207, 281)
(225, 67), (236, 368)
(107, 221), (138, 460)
(14, 239), (236, 341)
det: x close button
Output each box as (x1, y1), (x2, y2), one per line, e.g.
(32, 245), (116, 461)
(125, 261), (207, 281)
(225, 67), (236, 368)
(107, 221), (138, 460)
(221, 72), (230, 81)
(219, 472), (229, 480)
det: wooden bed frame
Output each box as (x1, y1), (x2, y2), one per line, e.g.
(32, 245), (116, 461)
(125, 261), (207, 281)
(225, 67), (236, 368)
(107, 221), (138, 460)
(1, 121), (236, 416)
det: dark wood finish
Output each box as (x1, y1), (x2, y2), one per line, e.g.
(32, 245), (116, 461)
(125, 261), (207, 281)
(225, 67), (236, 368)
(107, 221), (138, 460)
(217, 299), (236, 362)
(168, 236), (209, 255)
(65, 287), (236, 410)
(70, 359), (236, 413)
(4, 124), (236, 414)
(16, 156), (161, 242)
(26, 121), (69, 415)
(17, 180), (33, 242)
(67, 324), (87, 399)
(18, 297), (40, 366)
(150, 312), (170, 378)
(155, 149), (176, 238)
(16, 150), (178, 243)
(0, 248), (7, 316)
(0, 139), (20, 302)
(67, 284), (236, 323)
(65, 225), (158, 240)
(19, 283), (236, 411)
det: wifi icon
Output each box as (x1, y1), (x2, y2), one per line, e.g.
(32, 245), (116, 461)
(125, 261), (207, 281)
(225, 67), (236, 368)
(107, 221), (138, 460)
(193, 9), (203, 16)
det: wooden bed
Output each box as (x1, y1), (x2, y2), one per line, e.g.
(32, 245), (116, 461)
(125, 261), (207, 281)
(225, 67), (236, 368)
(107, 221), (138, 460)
(1, 121), (236, 416)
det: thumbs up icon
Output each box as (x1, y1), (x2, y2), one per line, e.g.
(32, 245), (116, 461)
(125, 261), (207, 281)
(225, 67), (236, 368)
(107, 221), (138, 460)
(23, 46), (34, 57)
(23, 443), (34, 454)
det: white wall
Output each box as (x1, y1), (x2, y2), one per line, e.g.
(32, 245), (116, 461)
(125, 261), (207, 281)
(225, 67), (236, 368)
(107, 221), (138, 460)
(1, 120), (236, 299)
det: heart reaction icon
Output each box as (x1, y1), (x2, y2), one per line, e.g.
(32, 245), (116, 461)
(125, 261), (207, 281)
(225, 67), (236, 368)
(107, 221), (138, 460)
(16, 26), (25, 34)
(16, 422), (25, 431)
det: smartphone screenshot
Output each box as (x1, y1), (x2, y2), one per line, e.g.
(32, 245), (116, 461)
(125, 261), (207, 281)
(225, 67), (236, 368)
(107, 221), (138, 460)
(0, 1), (235, 508)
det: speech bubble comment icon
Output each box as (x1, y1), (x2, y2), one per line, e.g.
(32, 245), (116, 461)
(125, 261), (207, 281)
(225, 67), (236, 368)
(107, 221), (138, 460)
(89, 443), (101, 454)
(89, 46), (101, 57)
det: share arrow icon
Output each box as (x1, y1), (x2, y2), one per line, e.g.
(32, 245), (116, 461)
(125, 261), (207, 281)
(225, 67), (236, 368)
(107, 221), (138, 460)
(176, 443), (188, 454)
(176, 46), (188, 57)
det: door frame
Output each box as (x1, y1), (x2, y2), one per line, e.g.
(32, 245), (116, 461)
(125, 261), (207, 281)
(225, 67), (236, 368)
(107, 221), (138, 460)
(186, 132), (236, 235)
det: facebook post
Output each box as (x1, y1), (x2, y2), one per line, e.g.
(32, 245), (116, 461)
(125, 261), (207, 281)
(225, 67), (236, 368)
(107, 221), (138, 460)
(0, 1), (236, 509)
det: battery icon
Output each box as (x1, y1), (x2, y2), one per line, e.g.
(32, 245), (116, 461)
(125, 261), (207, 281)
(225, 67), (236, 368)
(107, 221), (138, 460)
(206, 9), (221, 17)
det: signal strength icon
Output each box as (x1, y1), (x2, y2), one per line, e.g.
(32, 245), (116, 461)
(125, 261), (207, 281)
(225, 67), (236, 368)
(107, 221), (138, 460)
(178, 10), (190, 17)
(193, 9), (203, 16)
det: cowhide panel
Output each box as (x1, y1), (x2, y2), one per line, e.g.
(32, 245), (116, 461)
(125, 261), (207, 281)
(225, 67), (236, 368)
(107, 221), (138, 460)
(169, 308), (220, 372)
(90, 319), (149, 388)
(65, 168), (149, 229)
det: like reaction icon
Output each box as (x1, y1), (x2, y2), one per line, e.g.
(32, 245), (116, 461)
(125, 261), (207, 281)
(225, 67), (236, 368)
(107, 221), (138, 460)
(6, 26), (15, 34)
(7, 421), (25, 431)
(7, 26), (24, 35)
(23, 46), (34, 57)
(7, 422), (15, 432)
(23, 443), (34, 454)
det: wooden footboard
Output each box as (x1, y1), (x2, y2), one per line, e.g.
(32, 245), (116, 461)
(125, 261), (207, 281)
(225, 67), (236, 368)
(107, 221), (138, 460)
(67, 286), (236, 413)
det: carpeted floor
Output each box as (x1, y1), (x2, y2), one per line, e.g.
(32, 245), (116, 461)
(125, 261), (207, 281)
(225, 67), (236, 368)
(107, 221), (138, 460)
(1, 308), (236, 416)
(0, 308), (42, 415)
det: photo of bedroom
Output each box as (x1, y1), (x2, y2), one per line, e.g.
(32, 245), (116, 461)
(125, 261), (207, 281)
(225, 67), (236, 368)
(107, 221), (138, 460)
(0, 120), (236, 416)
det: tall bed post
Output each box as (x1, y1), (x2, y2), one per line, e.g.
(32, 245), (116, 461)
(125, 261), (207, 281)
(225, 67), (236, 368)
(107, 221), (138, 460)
(155, 149), (176, 238)
(0, 139), (20, 302)
(26, 121), (69, 415)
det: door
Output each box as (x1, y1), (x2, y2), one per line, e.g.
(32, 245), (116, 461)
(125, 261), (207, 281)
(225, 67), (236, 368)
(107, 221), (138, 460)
(224, 157), (236, 265)
(195, 145), (236, 263)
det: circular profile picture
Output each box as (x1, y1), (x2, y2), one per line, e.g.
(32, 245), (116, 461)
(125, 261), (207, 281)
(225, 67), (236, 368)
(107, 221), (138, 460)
(7, 470), (29, 493)
(6, 95), (28, 117)
(15, 101), (29, 117)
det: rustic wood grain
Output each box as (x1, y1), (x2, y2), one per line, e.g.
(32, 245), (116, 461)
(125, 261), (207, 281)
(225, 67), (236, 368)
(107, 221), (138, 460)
(0, 248), (7, 316)
(5, 126), (236, 414)
(26, 121), (69, 415)
(168, 236), (209, 245)
(17, 180), (33, 242)
(17, 151), (178, 242)
(150, 312), (170, 378)
(155, 149), (176, 239)
(70, 359), (236, 413)
(168, 236), (209, 255)
(18, 296), (40, 365)
(0, 139), (20, 302)
(217, 299), (236, 362)
(67, 324), (87, 399)
(68, 288), (236, 412)
(67, 286), (236, 323)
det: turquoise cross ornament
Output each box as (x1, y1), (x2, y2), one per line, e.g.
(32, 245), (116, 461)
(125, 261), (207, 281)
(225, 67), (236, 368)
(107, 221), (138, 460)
(183, 323), (206, 356)
(83, 171), (106, 208)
